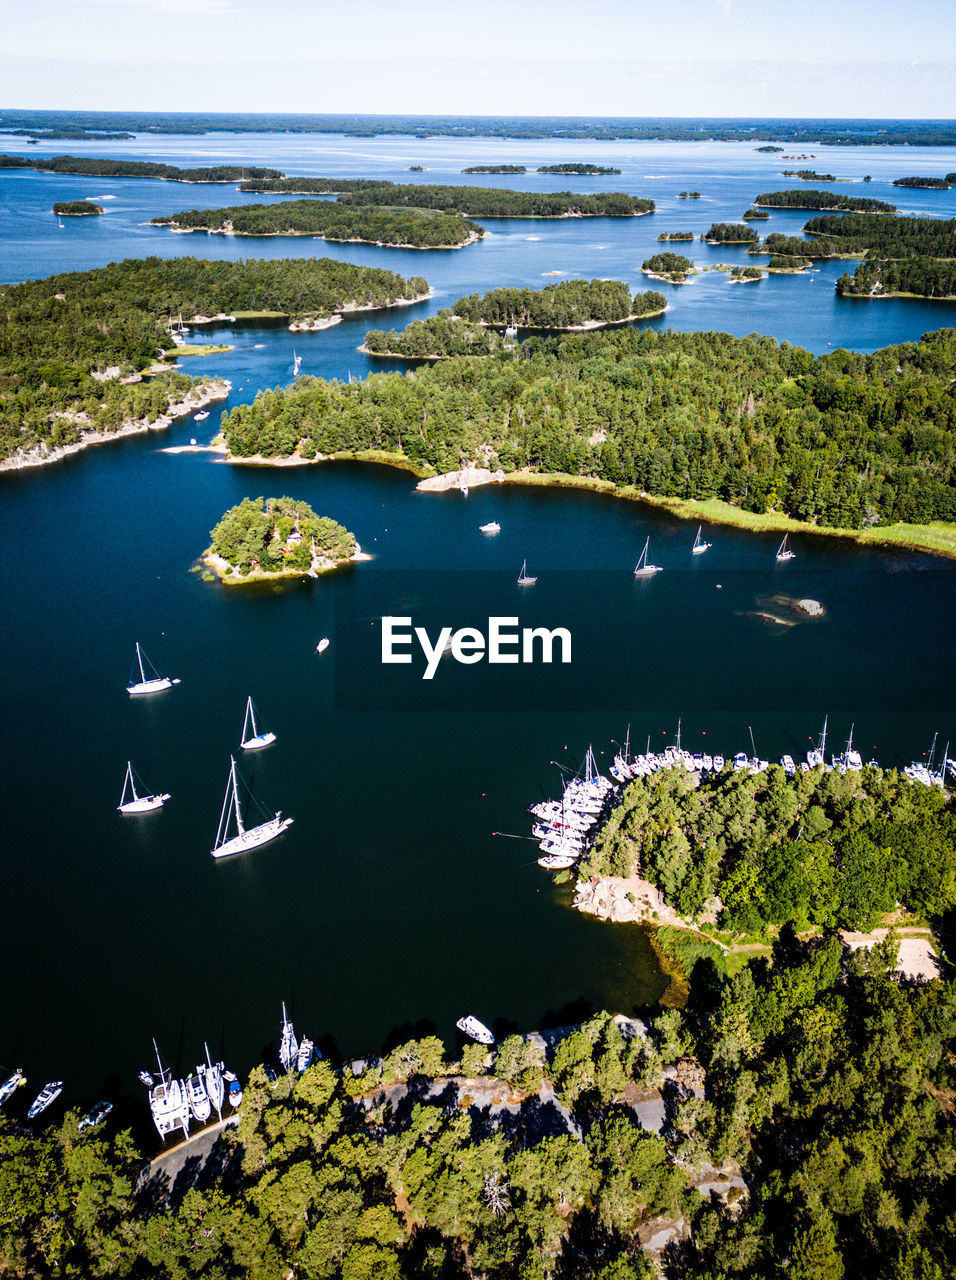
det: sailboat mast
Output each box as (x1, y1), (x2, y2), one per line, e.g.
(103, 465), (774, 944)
(676, 718), (682, 753)
(820, 715), (828, 757)
(231, 757), (244, 836)
(136, 643), (146, 684)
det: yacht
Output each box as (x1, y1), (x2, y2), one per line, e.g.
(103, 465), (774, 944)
(27, 1082), (63, 1120)
(202, 1045), (224, 1120)
(537, 850), (578, 870)
(780, 755), (796, 777)
(806, 716), (829, 769)
(240, 696), (276, 750)
(517, 559), (537, 586)
(0, 1070), (26, 1106)
(78, 1101), (113, 1132)
(279, 1003), (299, 1073)
(147, 1041), (191, 1141)
(127, 642), (180, 696)
(479, 521), (501, 534)
(634, 537), (662, 577)
(775, 533), (795, 563)
(457, 1015), (495, 1044)
(296, 1038), (316, 1072)
(691, 526), (712, 555)
(212, 757), (293, 859)
(186, 1072), (212, 1124)
(118, 761), (170, 814)
(732, 752), (749, 772)
(223, 1069), (243, 1108)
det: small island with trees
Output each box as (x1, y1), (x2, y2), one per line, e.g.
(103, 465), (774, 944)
(781, 169), (838, 181)
(536, 163), (622, 175)
(203, 496), (358, 583)
(52, 200), (103, 216)
(151, 199), (481, 249)
(729, 265), (764, 282)
(678, 190), (701, 199)
(642, 252), (696, 283)
(893, 174), (956, 189)
(741, 208), (770, 220)
(657, 230), (694, 241)
(461, 164), (527, 174)
(702, 222), (759, 245)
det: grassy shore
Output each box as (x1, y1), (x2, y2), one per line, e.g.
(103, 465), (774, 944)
(172, 343), (232, 357)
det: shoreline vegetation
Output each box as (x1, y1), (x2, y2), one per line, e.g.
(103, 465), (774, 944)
(0, 256), (429, 466)
(151, 200), (483, 249)
(218, 324), (956, 560)
(201, 496), (362, 583)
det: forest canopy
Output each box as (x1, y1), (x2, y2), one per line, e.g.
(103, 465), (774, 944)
(753, 188), (896, 212)
(209, 496), (355, 574)
(0, 154), (283, 182)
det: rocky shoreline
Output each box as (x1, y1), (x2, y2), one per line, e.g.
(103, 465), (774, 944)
(0, 380), (232, 472)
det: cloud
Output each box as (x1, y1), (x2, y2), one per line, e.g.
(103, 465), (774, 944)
(83, 0), (236, 11)
(716, 0), (732, 15)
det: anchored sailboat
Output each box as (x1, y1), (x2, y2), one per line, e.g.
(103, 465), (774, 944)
(692, 525), (712, 555)
(293, 349), (302, 377)
(517, 558), (537, 586)
(634, 537), (662, 577)
(807, 715), (828, 768)
(202, 1045), (224, 1121)
(211, 756), (293, 859)
(147, 1040), (190, 1141)
(279, 1002), (299, 1073)
(240, 697), (276, 750)
(126, 642), (180, 696)
(775, 533), (795, 562)
(118, 761), (170, 814)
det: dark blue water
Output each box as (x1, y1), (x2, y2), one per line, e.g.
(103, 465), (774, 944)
(1, 132), (954, 1114)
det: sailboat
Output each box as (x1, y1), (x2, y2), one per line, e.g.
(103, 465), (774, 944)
(211, 756), (293, 859)
(279, 1003), (299, 1073)
(775, 533), (795, 562)
(118, 761), (170, 814)
(807, 715), (828, 768)
(240, 697), (276, 750)
(147, 1041), (191, 1140)
(504, 316), (518, 339)
(202, 1044), (224, 1121)
(126, 643), (180, 696)
(692, 526), (712, 555)
(517, 559), (537, 586)
(634, 537), (662, 577)
(834, 724), (863, 771)
(292, 349), (302, 377)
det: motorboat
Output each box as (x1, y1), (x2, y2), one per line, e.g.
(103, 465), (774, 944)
(456, 1016), (495, 1044)
(479, 522), (501, 534)
(27, 1081), (63, 1119)
(186, 1072), (211, 1123)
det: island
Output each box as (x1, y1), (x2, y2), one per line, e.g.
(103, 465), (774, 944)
(754, 144), (784, 152)
(729, 265), (764, 282)
(202, 496), (359, 582)
(741, 208), (770, 220)
(150, 200), (482, 249)
(0, 154), (283, 182)
(535, 163), (622, 175)
(52, 200), (103, 216)
(678, 190), (701, 198)
(216, 324), (956, 555)
(407, 164), (426, 171)
(657, 230), (694, 240)
(753, 188), (896, 212)
(237, 177), (655, 218)
(893, 174), (956, 189)
(701, 222), (759, 245)
(836, 257), (956, 299)
(641, 252), (695, 283)
(461, 164), (527, 174)
(0, 256), (430, 468)
(362, 280), (666, 356)
(781, 168), (838, 181)
(803, 213), (956, 297)
(749, 231), (847, 260)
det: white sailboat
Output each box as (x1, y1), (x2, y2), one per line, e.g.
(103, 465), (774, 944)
(202, 1044), (224, 1121)
(240, 697), (276, 750)
(118, 761), (170, 814)
(775, 533), (795, 562)
(211, 756), (293, 859)
(692, 525), (712, 555)
(807, 715), (828, 768)
(293, 349), (302, 377)
(279, 1002), (299, 1073)
(517, 558), (537, 586)
(456, 1015), (495, 1045)
(634, 537), (662, 577)
(126, 643), (180, 696)
(147, 1041), (190, 1141)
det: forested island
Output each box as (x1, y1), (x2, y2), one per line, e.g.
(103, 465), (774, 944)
(151, 200), (481, 249)
(837, 257), (956, 299)
(803, 212), (956, 259)
(702, 223), (759, 244)
(237, 177), (654, 218)
(893, 174), (956, 188)
(0, 154), (283, 182)
(642, 253), (695, 283)
(754, 144), (784, 152)
(729, 265), (763, 281)
(750, 232), (844, 261)
(536, 163), (622, 175)
(678, 191), (701, 199)
(220, 325), (956, 539)
(0, 256), (428, 465)
(657, 231), (694, 241)
(753, 188), (896, 212)
(781, 169), (838, 181)
(204, 497), (357, 581)
(741, 208), (770, 220)
(363, 281), (666, 356)
(52, 200), (103, 216)
(461, 165), (527, 174)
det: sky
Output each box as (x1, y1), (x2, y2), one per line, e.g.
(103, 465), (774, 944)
(1, 0), (954, 118)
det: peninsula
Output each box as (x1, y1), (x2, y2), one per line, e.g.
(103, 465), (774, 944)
(202, 496), (359, 582)
(151, 200), (481, 249)
(0, 154), (283, 182)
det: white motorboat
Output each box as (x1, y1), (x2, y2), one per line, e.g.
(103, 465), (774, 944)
(634, 536), (662, 577)
(517, 558), (537, 586)
(456, 1015), (495, 1045)
(713, 755), (725, 770)
(460, 484), (469, 497)
(780, 754), (796, 776)
(0, 1070), (26, 1106)
(202, 1045), (224, 1120)
(78, 1100), (112, 1131)
(775, 533), (795, 562)
(732, 752), (749, 771)
(186, 1072), (211, 1124)
(691, 525), (712, 555)
(127, 642), (180, 696)
(27, 1081), (63, 1119)
(279, 1002), (298, 1073)
(240, 696), (276, 750)
(315, 638), (330, 655)
(194, 411), (209, 422)
(118, 761), (170, 814)
(223, 1069), (243, 1108)
(211, 756), (293, 859)
(296, 1038), (315, 1072)
(479, 522), (501, 534)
